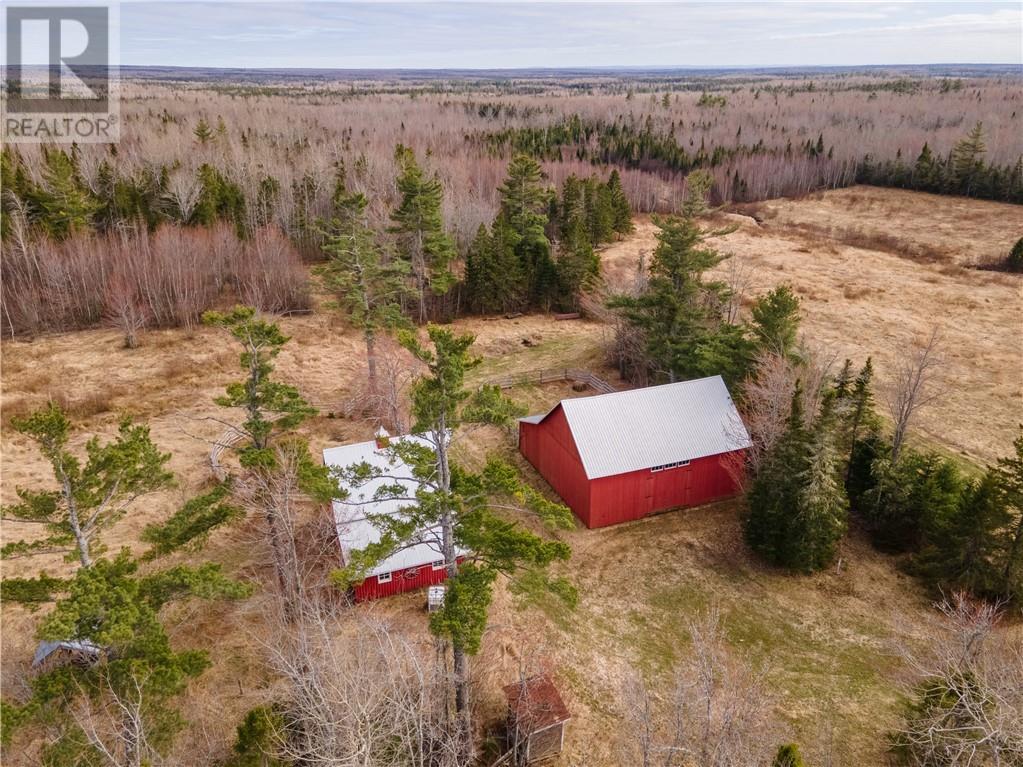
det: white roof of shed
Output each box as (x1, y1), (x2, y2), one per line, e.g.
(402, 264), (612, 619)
(522, 375), (751, 480)
(323, 436), (466, 577)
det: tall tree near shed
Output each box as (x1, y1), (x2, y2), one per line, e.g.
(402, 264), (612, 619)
(332, 326), (574, 756)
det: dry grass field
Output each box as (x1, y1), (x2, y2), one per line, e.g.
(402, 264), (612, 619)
(1, 185), (1020, 765)
(603, 186), (1023, 465)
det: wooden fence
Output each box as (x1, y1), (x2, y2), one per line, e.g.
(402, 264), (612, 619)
(481, 367), (616, 395)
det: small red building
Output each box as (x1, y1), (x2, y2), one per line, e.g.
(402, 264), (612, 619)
(519, 375), (751, 529)
(324, 434), (466, 602)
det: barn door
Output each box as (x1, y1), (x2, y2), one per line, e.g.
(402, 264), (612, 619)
(643, 472), (655, 516)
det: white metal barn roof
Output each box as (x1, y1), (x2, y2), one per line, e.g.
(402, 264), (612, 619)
(522, 375), (752, 480)
(323, 436), (466, 577)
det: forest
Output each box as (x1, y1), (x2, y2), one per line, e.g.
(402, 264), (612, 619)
(1, 67), (1022, 767)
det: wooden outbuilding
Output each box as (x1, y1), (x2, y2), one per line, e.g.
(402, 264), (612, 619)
(32, 639), (102, 672)
(518, 375), (751, 528)
(503, 675), (570, 764)
(324, 434), (466, 602)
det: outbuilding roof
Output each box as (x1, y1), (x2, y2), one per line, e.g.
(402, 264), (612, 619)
(521, 375), (751, 480)
(503, 675), (571, 731)
(323, 436), (467, 577)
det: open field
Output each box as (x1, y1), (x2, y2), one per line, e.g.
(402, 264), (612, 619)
(2, 185), (1020, 764)
(603, 186), (1022, 465)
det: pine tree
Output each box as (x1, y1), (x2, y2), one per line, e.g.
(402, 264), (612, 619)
(497, 154), (556, 309)
(681, 169), (713, 218)
(389, 145), (457, 323)
(750, 284), (801, 357)
(319, 191), (410, 396)
(333, 326), (574, 747)
(795, 398), (849, 571)
(556, 214), (599, 309)
(35, 148), (101, 239)
(1, 403), (173, 570)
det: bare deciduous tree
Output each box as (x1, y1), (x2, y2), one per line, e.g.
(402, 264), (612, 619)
(618, 608), (775, 767)
(261, 605), (467, 767)
(893, 593), (1023, 767)
(884, 326), (945, 462)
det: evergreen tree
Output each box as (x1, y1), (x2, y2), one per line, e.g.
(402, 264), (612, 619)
(866, 451), (964, 553)
(333, 326), (574, 747)
(389, 145), (457, 323)
(34, 148), (101, 239)
(222, 706), (288, 767)
(319, 191), (410, 396)
(555, 214), (599, 309)
(194, 117), (214, 144)
(913, 471), (1015, 601)
(1006, 237), (1023, 273)
(681, 169), (714, 218)
(951, 122), (986, 195)
(606, 169), (634, 235)
(1, 403), (173, 571)
(745, 386), (812, 568)
(202, 307), (317, 467)
(992, 428), (1023, 602)
(773, 743), (807, 767)
(497, 154), (557, 309)
(750, 284), (801, 357)
(608, 216), (750, 384)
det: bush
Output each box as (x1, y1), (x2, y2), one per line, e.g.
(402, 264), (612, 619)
(1007, 236), (1023, 273)
(773, 743), (807, 767)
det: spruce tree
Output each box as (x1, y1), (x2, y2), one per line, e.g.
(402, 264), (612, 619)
(608, 216), (750, 384)
(606, 169), (634, 235)
(497, 154), (556, 309)
(389, 145), (457, 323)
(193, 117), (214, 144)
(951, 122), (986, 195)
(750, 284), (801, 357)
(992, 428), (1023, 602)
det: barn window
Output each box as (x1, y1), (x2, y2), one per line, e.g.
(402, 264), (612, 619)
(377, 572), (393, 583)
(432, 560), (446, 571)
(651, 459), (691, 473)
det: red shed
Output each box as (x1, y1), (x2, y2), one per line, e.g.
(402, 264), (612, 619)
(518, 375), (751, 529)
(324, 434), (467, 602)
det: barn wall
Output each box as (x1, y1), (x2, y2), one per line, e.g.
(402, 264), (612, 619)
(587, 450), (745, 529)
(518, 407), (592, 525)
(353, 557), (464, 601)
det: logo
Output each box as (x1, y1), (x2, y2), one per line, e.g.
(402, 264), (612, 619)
(3, 2), (120, 142)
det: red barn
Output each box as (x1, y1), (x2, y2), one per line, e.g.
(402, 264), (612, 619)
(518, 375), (751, 529)
(324, 434), (467, 601)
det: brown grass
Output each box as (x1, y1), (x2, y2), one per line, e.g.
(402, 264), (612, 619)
(1, 185), (1019, 766)
(605, 186), (1021, 465)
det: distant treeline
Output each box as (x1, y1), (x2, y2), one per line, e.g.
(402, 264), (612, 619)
(476, 116), (1023, 204)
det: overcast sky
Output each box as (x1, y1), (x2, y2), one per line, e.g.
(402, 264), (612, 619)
(119, 1), (1023, 69)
